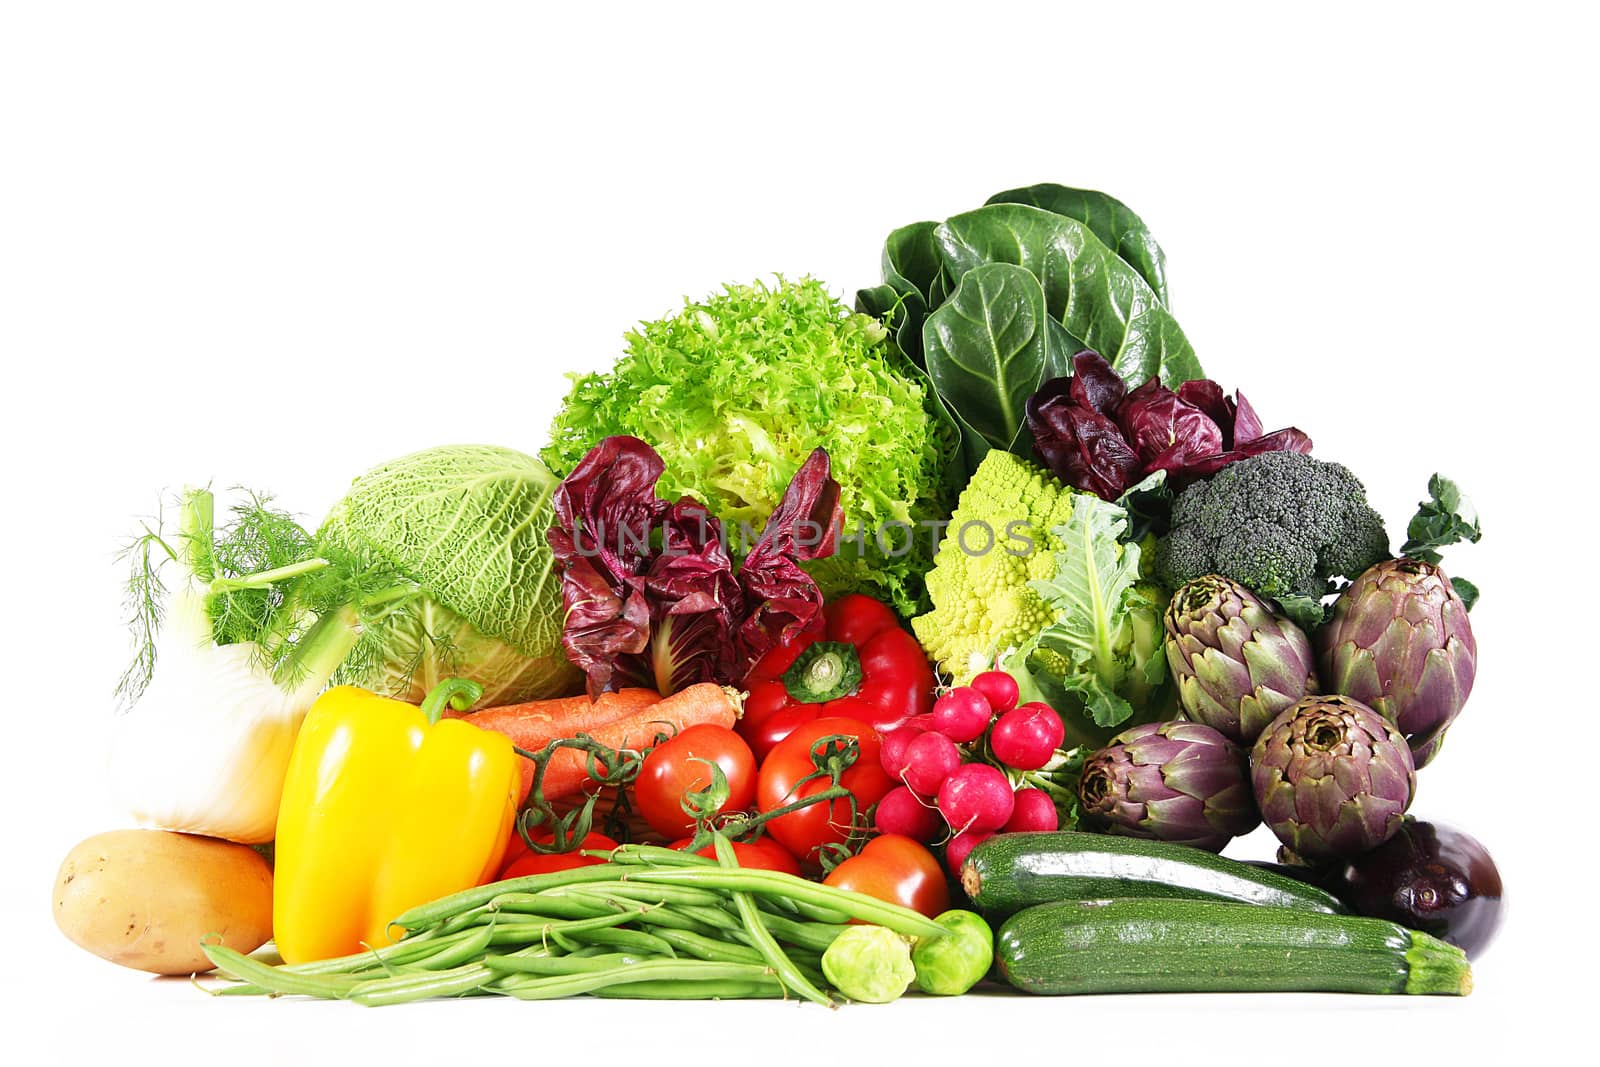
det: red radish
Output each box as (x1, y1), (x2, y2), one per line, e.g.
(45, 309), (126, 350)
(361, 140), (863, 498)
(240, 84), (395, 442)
(900, 731), (961, 797)
(874, 785), (942, 842)
(989, 702), (1066, 770)
(879, 723), (927, 779)
(930, 687), (991, 743)
(945, 829), (994, 874)
(970, 671), (1020, 714)
(937, 763), (1015, 833)
(1002, 787), (1059, 833)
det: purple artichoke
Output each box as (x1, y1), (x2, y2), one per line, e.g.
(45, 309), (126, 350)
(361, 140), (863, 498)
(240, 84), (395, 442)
(1164, 575), (1318, 745)
(1078, 720), (1260, 852)
(1251, 695), (1416, 862)
(1317, 559), (1476, 768)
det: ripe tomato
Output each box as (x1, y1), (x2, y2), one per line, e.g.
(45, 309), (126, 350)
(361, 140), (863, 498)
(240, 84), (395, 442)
(635, 724), (757, 839)
(668, 836), (802, 876)
(756, 716), (893, 865)
(823, 833), (950, 918)
(498, 829), (618, 879)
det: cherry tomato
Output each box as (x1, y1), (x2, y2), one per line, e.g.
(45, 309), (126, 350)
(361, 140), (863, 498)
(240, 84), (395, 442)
(635, 724), (757, 839)
(823, 834), (950, 917)
(668, 836), (802, 876)
(756, 715), (894, 865)
(498, 829), (618, 879)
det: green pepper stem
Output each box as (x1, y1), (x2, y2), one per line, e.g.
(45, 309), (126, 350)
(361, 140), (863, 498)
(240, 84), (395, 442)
(420, 678), (485, 724)
(781, 642), (864, 704)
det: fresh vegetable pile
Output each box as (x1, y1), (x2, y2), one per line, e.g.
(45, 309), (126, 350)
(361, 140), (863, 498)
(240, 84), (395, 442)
(54, 184), (1502, 1006)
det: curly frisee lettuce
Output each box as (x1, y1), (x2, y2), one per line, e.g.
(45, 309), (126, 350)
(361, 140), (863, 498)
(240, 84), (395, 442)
(543, 277), (957, 615)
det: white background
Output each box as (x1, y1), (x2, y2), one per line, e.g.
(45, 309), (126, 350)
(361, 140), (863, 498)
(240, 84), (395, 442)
(1, 1), (1591, 1062)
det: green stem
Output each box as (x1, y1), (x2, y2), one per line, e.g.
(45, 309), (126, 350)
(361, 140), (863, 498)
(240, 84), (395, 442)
(209, 557), (332, 593)
(420, 678), (484, 724)
(178, 487), (217, 582)
(272, 602), (363, 694)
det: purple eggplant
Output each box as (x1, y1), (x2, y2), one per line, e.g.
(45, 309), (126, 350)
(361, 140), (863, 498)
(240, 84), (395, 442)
(1259, 819), (1503, 959)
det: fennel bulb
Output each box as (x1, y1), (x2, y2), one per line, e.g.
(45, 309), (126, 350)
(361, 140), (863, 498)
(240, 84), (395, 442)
(108, 490), (358, 844)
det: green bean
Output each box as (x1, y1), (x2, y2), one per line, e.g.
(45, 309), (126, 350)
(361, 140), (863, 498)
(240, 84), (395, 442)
(752, 911), (850, 953)
(712, 836), (834, 1007)
(390, 864), (631, 928)
(563, 926), (676, 957)
(488, 891), (609, 918)
(483, 910), (650, 946)
(202, 945), (362, 999)
(770, 896), (852, 925)
(495, 960), (779, 1001)
(499, 896), (613, 921)
(567, 944), (615, 958)
(603, 844), (716, 867)
(278, 929), (457, 975)
(594, 978), (788, 999)
(482, 952), (645, 976)
(347, 961), (499, 1007)
(202, 981), (271, 997)
(627, 867), (947, 937)
(407, 923), (496, 970)
(641, 926), (766, 965)
(560, 881), (728, 909)
(432, 903), (497, 935)
(673, 902), (746, 935)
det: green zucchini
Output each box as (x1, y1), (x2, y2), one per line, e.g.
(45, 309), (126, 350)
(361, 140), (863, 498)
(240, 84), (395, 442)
(961, 831), (1347, 916)
(997, 898), (1472, 996)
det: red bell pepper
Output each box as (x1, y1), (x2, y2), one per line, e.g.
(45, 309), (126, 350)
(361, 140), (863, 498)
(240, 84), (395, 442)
(740, 594), (935, 759)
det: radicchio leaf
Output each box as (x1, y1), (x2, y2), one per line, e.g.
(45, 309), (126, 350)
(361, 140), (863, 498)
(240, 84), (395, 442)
(1069, 350), (1127, 413)
(642, 499), (744, 692)
(1114, 377), (1224, 470)
(1026, 377), (1142, 500)
(736, 448), (843, 670)
(1025, 351), (1312, 498)
(549, 436), (839, 699)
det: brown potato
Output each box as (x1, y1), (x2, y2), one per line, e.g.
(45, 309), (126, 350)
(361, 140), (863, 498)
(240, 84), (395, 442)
(53, 829), (273, 975)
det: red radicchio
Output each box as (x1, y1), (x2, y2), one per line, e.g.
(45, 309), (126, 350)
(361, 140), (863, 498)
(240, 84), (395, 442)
(1025, 351), (1312, 499)
(548, 435), (842, 699)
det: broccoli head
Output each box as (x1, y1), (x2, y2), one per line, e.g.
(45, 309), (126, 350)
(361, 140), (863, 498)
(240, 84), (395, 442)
(1156, 451), (1390, 602)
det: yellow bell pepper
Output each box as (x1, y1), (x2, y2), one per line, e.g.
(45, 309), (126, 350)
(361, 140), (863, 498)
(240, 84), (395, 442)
(272, 679), (518, 964)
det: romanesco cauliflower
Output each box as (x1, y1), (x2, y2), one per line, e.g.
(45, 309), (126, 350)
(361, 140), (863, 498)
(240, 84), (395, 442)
(912, 451), (1081, 680)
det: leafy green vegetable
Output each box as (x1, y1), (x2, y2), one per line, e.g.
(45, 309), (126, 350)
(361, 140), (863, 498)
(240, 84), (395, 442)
(1400, 473), (1482, 610)
(543, 277), (957, 614)
(1005, 493), (1173, 737)
(935, 205), (1199, 385)
(922, 263), (1073, 451)
(858, 188), (1202, 473)
(985, 183), (1170, 305)
(311, 445), (576, 704)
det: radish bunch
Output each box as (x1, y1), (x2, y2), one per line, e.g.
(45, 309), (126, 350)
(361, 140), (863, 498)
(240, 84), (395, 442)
(874, 671), (1067, 874)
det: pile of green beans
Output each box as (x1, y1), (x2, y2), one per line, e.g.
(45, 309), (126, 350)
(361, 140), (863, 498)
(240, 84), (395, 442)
(201, 841), (948, 1007)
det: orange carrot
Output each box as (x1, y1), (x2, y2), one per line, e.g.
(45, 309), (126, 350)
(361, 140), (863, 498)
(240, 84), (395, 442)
(531, 684), (743, 804)
(446, 688), (662, 802)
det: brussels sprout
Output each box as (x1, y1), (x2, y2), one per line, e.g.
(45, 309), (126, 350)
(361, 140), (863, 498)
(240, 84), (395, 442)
(911, 910), (993, 995)
(821, 925), (914, 1004)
